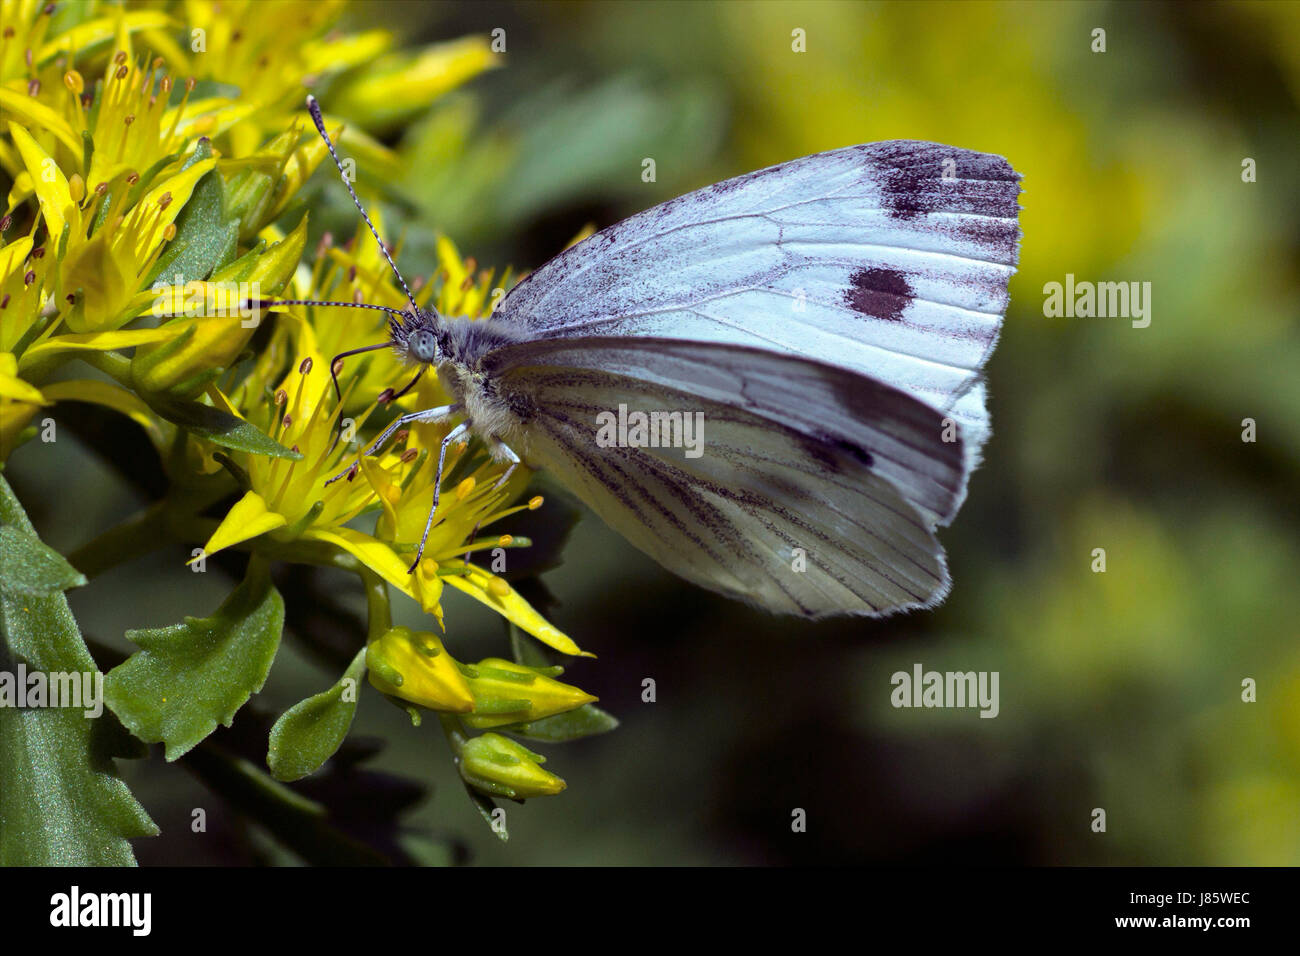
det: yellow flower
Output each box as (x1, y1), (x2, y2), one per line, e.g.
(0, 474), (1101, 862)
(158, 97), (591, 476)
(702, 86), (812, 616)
(194, 312), (581, 654)
(77, 54), (196, 189)
(366, 626), (474, 713)
(6, 115), (213, 333)
(131, 216), (309, 397)
(460, 657), (597, 729)
(147, 0), (349, 114)
(0, 0), (605, 810)
(459, 733), (566, 800)
(327, 36), (500, 132)
(124, 0), (496, 144)
(198, 320), (387, 557)
(358, 379), (582, 655)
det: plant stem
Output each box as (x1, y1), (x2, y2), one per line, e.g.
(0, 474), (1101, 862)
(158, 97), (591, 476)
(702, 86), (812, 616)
(67, 500), (170, 578)
(437, 713), (468, 756)
(359, 567), (391, 643)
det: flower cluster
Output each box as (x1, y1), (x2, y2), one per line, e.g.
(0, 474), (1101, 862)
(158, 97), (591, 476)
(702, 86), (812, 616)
(0, 0), (601, 821)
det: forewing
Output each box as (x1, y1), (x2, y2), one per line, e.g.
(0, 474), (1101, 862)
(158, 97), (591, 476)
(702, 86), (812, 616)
(497, 141), (1021, 463)
(488, 337), (966, 617)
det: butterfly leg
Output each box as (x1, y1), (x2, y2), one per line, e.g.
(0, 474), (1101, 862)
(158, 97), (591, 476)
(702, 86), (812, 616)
(326, 403), (461, 485)
(328, 366), (427, 455)
(489, 439), (521, 491)
(408, 420), (472, 573)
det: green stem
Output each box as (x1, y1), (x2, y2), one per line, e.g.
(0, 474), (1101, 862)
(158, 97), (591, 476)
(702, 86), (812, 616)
(437, 713), (468, 756)
(68, 500), (170, 578)
(359, 567), (391, 643)
(76, 349), (135, 388)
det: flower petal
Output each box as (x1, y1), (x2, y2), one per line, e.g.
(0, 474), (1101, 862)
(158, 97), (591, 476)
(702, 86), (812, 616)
(7, 122), (79, 241)
(199, 491), (288, 560)
(328, 37), (498, 127)
(0, 91), (81, 155)
(302, 526), (426, 602)
(36, 10), (177, 67)
(39, 379), (162, 443)
(0, 236), (34, 281)
(444, 565), (588, 657)
(62, 232), (135, 332)
(0, 366), (49, 406)
(120, 157), (216, 263)
(18, 328), (178, 371)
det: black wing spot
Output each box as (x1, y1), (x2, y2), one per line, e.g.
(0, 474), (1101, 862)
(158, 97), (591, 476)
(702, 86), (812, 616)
(844, 267), (912, 323)
(806, 433), (874, 472)
(835, 438), (874, 469)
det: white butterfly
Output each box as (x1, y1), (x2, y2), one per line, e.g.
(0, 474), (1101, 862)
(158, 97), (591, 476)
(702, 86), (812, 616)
(282, 97), (1021, 619)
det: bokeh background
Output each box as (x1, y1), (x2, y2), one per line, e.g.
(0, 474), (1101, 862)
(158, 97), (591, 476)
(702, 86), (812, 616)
(9, 0), (1300, 864)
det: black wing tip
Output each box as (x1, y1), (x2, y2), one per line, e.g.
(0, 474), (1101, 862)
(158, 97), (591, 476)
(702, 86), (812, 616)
(857, 140), (1021, 182)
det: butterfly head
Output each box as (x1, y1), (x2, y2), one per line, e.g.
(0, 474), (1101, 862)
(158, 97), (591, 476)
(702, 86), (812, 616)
(390, 308), (448, 366)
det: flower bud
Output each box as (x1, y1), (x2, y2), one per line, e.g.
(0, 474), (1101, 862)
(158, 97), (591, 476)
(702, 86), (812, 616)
(459, 733), (566, 799)
(461, 657), (596, 729)
(130, 306), (253, 398)
(366, 626), (474, 713)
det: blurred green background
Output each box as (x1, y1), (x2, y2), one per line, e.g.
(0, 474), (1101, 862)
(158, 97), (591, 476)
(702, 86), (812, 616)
(10, 0), (1300, 864)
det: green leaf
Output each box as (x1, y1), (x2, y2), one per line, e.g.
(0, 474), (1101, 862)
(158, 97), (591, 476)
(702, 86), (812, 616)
(104, 556), (284, 760)
(499, 703), (619, 743)
(148, 395), (302, 459)
(267, 647), (366, 782)
(147, 140), (241, 287)
(0, 525), (87, 595)
(0, 475), (157, 864)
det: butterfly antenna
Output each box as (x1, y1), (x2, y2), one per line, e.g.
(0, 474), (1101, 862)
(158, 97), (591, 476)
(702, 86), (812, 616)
(304, 94), (426, 315)
(251, 298), (405, 318)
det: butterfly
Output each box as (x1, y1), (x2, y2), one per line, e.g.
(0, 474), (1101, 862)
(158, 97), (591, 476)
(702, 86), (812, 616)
(273, 96), (1021, 619)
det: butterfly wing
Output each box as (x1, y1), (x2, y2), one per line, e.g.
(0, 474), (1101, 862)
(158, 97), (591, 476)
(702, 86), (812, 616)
(485, 336), (967, 618)
(496, 141), (1021, 471)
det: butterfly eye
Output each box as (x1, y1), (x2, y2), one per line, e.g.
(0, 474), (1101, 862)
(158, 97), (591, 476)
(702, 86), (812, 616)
(409, 329), (439, 363)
